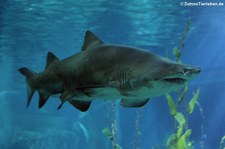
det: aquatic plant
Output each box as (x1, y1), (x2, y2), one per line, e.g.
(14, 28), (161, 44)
(102, 102), (143, 149)
(165, 19), (203, 149)
(219, 136), (225, 149)
(166, 90), (200, 149)
(102, 101), (122, 149)
(130, 109), (143, 149)
(188, 89), (200, 114)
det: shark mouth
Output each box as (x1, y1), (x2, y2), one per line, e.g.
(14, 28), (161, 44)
(163, 77), (187, 84)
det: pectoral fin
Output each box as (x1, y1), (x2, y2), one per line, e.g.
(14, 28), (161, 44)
(121, 98), (149, 107)
(57, 90), (75, 110)
(57, 90), (91, 111)
(68, 100), (92, 112)
(38, 91), (50, 108)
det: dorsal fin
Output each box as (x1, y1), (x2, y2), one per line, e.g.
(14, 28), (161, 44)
(45, 52), (59, 69)
(81, 30), (104, 51)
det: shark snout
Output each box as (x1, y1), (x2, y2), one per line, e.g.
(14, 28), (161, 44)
(160, 65), (201, 84)
(183, 66), (201, 76)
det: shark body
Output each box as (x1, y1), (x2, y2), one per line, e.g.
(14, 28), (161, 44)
(18, 31), (200, 112)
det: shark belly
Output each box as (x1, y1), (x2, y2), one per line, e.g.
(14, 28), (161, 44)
(80, 87), (123, 100)
(79, 86), (152, 100)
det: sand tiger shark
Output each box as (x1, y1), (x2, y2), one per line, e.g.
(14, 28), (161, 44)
(18, 30), (200, 112)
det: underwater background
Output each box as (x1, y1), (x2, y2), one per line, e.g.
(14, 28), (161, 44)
(0, 0), (225, 148)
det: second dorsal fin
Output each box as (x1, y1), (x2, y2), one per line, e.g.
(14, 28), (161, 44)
(81, 30), (104, 51)
(45, 52), (59, 69)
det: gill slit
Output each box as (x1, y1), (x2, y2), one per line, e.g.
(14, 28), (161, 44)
(118, 65), (133, 90)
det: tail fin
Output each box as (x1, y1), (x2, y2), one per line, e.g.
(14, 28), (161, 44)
(18, 67), (36, 107)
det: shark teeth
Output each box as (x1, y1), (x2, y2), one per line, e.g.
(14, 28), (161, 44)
(163, 78), (187, 84)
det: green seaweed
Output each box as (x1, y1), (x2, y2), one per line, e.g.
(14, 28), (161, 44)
(219, 136), (225, 149)
(166, 94), (177, 116)
(115, 144), (122, 149)
(173, 47), (182, 63)
(188, 88), (200, 114)
(102, 127), (112, 138)
(165, 19), (202, 149)
(221, 136), (225, 142)
(178, 85), (189, 104)
(166, 98), (194, 149)
(102, 101), (122, 149)
(175, 112), (185, 127)
(176, 124), (184, 139)
(177, 129), (192, 149)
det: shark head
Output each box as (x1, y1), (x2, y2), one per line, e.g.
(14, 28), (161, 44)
(159, 64), (201, 84)
(134, 53), (201, 96)
(150, 63), (201, 95)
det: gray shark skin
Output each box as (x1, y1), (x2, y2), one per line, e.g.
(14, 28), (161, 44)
(18, 31), (201, 112)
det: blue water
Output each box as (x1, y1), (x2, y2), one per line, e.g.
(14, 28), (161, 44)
(1, 0), (225, 148)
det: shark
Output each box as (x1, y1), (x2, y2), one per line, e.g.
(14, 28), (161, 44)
(18, 30), (201, 112)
